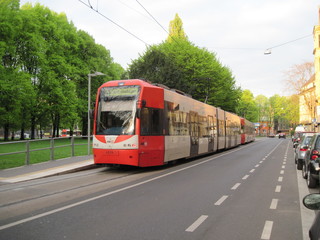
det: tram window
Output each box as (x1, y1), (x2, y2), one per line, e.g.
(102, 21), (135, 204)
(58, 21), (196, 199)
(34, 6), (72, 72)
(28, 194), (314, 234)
(140, 108), (163, 136)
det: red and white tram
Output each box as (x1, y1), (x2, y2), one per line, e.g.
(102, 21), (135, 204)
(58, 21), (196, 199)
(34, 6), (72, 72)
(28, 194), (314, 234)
(240, 118), (256, 144)
(93, 79), (254, 167)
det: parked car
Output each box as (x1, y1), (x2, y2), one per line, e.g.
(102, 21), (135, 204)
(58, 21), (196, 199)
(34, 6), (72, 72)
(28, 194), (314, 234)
(294, 133), (315, 170)
(302, 133), (320, 188)
(293, 131), (316, 148)
(303, 193), (320, 239)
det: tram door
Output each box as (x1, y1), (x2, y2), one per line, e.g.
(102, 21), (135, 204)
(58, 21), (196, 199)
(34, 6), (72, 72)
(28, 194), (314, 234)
(190, 111), (199, 157)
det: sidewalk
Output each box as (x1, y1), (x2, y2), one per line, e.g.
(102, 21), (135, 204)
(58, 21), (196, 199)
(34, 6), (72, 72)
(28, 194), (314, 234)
(0, 155), (95, 184)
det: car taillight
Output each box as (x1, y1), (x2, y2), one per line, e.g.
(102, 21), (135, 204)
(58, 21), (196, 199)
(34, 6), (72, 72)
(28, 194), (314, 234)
(299, 148), (307, 152)
(312, 150), (319, 155)
(312, 155), (319, 160)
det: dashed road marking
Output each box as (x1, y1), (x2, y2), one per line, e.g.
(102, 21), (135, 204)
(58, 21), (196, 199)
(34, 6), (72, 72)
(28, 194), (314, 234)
(242, 175), (249, 180)
(280, 170), (284, 174)
(270, 199), (278, 209)
(275, 185), (281, 193)
(214, 195), (228, 206)
(261, 220), (273, 239)
(278, 176), (283, 182)
(185, 215), (208, 232)
(250, 169), (255, 173)
(231, 183), (241, 190)
(255, 164), (260, 168)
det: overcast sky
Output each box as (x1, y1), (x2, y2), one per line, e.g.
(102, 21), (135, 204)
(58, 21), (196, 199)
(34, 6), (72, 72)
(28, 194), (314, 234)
(20, 0), (319, 97)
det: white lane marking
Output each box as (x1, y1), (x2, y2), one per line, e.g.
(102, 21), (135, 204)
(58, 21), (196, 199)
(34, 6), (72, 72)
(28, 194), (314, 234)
(255, 164), (260, 168)
(278, 176), (283, 182)
(280, 170), (284, 175)
(275, 185), (281, 193)
(185, 215), (208, 232)
(259, 161), (263, 164)
(242, 175), (250, 180)
(270, 199), (278, 209)
(282, 165), (285, 169)
(231, 183), (241, 190)
(214, 195), (229, 206)
(0, 139), (280, 231)
(250, 169), (255, 173)
(261, 220), (273, 240)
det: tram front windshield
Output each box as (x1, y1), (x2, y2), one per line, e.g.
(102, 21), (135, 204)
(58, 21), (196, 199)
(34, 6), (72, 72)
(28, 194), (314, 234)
(96, 86), (140, 135)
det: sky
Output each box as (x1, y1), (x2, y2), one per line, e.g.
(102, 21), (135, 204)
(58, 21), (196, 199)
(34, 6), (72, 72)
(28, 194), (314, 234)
(20, 0), (319, 97)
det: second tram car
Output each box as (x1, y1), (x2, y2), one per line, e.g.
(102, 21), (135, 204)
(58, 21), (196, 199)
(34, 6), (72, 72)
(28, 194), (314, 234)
(240, 118), (256, 144)
(93, 79), (254, 167)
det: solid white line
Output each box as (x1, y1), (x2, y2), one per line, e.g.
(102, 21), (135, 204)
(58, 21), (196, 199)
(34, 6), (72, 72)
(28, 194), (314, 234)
(231, 183), (241, 190)
(250, 169), (255, 173)
(278, 176), (283, 182)
(185, 215), (208, 232)
(214, 195), (228, 205)
(261, 220), (273, 239)
(0, 144), (253, 231)
(275, 185), (281, 193)
(270, 199), (278, 209)
(242, 175), (250, 180)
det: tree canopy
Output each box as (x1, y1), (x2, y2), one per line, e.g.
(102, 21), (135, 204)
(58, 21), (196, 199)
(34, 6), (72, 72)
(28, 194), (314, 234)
(0, 1), (124, 140)
(129, 25), (241, 113)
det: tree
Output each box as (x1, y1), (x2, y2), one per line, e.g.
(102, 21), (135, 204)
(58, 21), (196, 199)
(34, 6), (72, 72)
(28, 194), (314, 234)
(0, 1), (124, 140)
(284, 62), (314, 94)
(129, 37), (241, 112)
(237, 90), (258, 122)
(167, 14), (188, 42)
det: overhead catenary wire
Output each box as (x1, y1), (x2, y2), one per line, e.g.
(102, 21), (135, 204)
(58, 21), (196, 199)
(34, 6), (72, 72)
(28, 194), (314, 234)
(264, 34), (312, 54)
(78, 0), (150, 46)
(135, 0), (169, 35)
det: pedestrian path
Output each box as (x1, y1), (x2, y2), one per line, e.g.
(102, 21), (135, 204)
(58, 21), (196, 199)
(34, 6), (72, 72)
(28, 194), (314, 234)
(0, 155), (94, 184)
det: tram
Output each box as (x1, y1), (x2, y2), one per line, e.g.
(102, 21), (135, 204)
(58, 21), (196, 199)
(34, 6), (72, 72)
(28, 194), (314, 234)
(93, 79), (254, 167)
(240, 118), (256, 144)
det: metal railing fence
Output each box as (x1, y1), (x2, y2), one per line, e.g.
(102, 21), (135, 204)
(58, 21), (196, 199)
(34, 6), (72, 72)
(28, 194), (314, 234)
(0, 136), (91, 169)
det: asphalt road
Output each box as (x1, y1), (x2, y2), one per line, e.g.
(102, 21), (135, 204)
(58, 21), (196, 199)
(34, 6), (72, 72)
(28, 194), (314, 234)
(0, 138), (315, 240)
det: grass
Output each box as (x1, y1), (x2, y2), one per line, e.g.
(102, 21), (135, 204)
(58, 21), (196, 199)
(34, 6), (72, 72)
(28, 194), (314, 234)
(0, 137), (91, 169)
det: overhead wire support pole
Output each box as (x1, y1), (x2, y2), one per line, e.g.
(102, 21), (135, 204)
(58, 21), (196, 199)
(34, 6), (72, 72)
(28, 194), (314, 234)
(78, 0), (150, 47)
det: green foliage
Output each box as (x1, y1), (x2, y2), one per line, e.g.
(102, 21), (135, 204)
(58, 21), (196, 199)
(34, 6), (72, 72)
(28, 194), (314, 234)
(0, 1), (124, 140)
(129, 38), (241, 112)
(237, 90), (258, 122)
(167, 13), (188, 42)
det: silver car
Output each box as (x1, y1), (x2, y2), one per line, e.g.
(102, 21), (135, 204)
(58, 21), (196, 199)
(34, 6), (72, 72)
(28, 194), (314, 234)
(294, 133), (315, 170)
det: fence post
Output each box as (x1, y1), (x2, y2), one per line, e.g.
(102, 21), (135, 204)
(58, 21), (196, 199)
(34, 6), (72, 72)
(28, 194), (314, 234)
(71, 136), (75, 157)
(50, 138), (54, 160)
(25, 141), (30, 165)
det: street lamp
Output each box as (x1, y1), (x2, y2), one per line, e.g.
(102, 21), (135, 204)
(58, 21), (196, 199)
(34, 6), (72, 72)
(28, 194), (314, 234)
(88, 71), (105, 155)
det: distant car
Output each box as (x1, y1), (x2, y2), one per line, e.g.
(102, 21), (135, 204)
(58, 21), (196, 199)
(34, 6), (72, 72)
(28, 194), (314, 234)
(294, 133), (314, 170)
(303, 193), (320, 240)
(268, 133), (275, 138)
(278, 133), (286, 139)
(302, 133), (320, 188)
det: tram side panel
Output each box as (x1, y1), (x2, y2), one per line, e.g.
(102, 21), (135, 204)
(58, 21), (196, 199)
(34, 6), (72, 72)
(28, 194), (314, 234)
(163, 90), (192, 162)
(138, 86), (165, 167)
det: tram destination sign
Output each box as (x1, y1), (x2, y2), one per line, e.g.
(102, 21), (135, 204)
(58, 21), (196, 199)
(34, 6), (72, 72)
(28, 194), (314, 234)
(105, 86), (140, 97)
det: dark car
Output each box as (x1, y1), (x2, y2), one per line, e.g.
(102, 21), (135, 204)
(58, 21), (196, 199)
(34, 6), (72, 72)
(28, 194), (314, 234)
(294, 133), (315, 170)
(278, 132), (286, 139)
(302, 133), (320, 188)
(303, 193), (320, 239)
